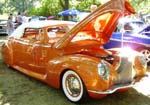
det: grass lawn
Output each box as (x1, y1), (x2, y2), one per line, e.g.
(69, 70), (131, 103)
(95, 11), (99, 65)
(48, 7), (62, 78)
(0, 35), (150, 105)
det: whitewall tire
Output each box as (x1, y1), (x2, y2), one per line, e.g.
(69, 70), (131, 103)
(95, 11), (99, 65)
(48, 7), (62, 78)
(62, 70), (88, 103)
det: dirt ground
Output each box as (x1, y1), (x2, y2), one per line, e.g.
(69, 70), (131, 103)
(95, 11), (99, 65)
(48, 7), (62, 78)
(0, 36), (150, 105)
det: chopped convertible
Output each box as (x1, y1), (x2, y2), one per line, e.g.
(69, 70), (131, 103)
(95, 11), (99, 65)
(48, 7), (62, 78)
(2, 0), (147, 103)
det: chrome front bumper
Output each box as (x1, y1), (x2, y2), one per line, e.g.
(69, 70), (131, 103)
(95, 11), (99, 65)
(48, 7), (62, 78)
(88, 82), (133, 94)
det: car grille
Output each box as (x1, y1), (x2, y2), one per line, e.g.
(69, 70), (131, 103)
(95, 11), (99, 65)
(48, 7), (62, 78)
(114, 57), (135, 84)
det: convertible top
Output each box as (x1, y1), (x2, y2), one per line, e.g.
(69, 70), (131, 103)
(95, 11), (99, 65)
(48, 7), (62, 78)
(10, 20), (76, 38)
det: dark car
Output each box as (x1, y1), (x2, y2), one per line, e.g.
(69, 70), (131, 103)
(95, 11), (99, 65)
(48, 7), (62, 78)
(104, 20), (150, 63)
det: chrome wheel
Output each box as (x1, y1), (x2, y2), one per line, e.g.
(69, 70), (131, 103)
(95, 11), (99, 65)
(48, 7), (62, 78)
(62, 70), (87, 103)
(141, 49), (150, 62)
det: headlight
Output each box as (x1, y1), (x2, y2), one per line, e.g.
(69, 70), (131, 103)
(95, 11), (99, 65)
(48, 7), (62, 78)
(97, 61), (109, 80)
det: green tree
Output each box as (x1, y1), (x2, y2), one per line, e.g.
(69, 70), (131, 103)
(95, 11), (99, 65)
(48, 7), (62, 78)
(0, 0), (7, 14)
(0, 3), (3, 14)
(29, 0), (71, 19)
(29, 0), (62, 17)
(129, 0), (150, 14)
(2, 0), (149, 20)
(29, 0), (101, 19)
(59, 0), (69, 10)
(76, 0), (101, 12)
(1, 0), (40, 14)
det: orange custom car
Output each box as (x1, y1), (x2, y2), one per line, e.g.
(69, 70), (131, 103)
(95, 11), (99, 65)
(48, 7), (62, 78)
(2, 0), (147, 103)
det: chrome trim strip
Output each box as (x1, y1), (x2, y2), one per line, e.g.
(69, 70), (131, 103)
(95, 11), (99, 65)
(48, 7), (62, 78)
(14, 40), (29, 45)
(14, 39), (51, 48)
(110, 38), (150, 47)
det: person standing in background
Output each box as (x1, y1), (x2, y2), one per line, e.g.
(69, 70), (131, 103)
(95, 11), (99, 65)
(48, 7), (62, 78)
(6, 13), (14, 35)
(90, 5), (97, 12)
(16, 12), (23, 25)
(22, 11), (29, 23)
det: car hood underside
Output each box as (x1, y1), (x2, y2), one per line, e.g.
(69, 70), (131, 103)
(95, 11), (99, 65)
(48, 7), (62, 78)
(54, 0), (135, 49)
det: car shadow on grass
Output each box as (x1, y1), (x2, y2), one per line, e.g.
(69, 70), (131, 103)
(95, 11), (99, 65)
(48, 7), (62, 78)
(87, 89), (150, 105)
(0, 60), (150, 105)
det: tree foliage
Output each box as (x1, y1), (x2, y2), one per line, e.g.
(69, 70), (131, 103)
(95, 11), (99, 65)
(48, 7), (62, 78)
(0, 0), (40, 14)
(29, 0), (149, 17)
(59, 0), (69, 10)
(0, 0), (149, 17)
(76, 0), (101, 12)
(29, 0), (101, 17)
(0, 3), (3, 14)
(29, 0), (62, 17)
(129, 0), (150, 14)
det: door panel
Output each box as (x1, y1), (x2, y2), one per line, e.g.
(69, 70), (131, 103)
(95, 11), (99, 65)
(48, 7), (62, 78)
(13, 39), (31, 68)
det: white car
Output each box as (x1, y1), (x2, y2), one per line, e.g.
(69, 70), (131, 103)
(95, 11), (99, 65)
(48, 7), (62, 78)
(0, 19), (7, 35)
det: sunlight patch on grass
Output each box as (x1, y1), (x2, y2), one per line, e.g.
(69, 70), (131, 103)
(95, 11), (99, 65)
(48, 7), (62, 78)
(0, 91), (10, 105)
(133, 72), (150, 97)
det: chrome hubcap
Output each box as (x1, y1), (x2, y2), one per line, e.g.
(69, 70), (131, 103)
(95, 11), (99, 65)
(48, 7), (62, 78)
(65, 74), (81, 97)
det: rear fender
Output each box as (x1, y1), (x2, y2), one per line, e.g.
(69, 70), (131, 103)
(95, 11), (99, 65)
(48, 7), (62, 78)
(2, 42), (13, 65)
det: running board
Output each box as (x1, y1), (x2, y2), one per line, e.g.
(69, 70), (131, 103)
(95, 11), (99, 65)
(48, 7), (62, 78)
(13, 65), (46, 81)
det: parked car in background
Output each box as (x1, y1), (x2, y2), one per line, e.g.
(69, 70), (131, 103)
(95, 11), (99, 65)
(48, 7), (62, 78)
(29, 16), (47, 22)
(144, 14), (150, 24)
(115, 18), (145, 33)
(104, 18), (150, 64)
(1, 0), (147, 103)
(0, 19), (7, 35)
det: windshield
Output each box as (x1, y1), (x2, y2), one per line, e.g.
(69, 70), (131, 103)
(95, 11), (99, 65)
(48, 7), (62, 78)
(117, 18), (146, 34)
(139, 25), (150, 35)
(47, 24), (75, 43)
(125, 21), (145, 33)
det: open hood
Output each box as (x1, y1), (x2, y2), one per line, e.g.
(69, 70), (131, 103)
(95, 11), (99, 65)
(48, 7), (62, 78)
(54, 0), (135, 48)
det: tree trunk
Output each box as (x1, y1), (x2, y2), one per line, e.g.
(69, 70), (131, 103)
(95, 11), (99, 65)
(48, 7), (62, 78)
(59, 0), (69, 20)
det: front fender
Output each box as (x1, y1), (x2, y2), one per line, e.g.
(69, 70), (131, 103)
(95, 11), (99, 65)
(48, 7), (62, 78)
(46, 54), (114, 91)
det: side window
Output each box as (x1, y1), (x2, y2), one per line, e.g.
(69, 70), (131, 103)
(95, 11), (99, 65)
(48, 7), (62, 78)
(47, 26), (68, 38)
(47, 27), (57, 38)
(23, 28), (42, 40)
